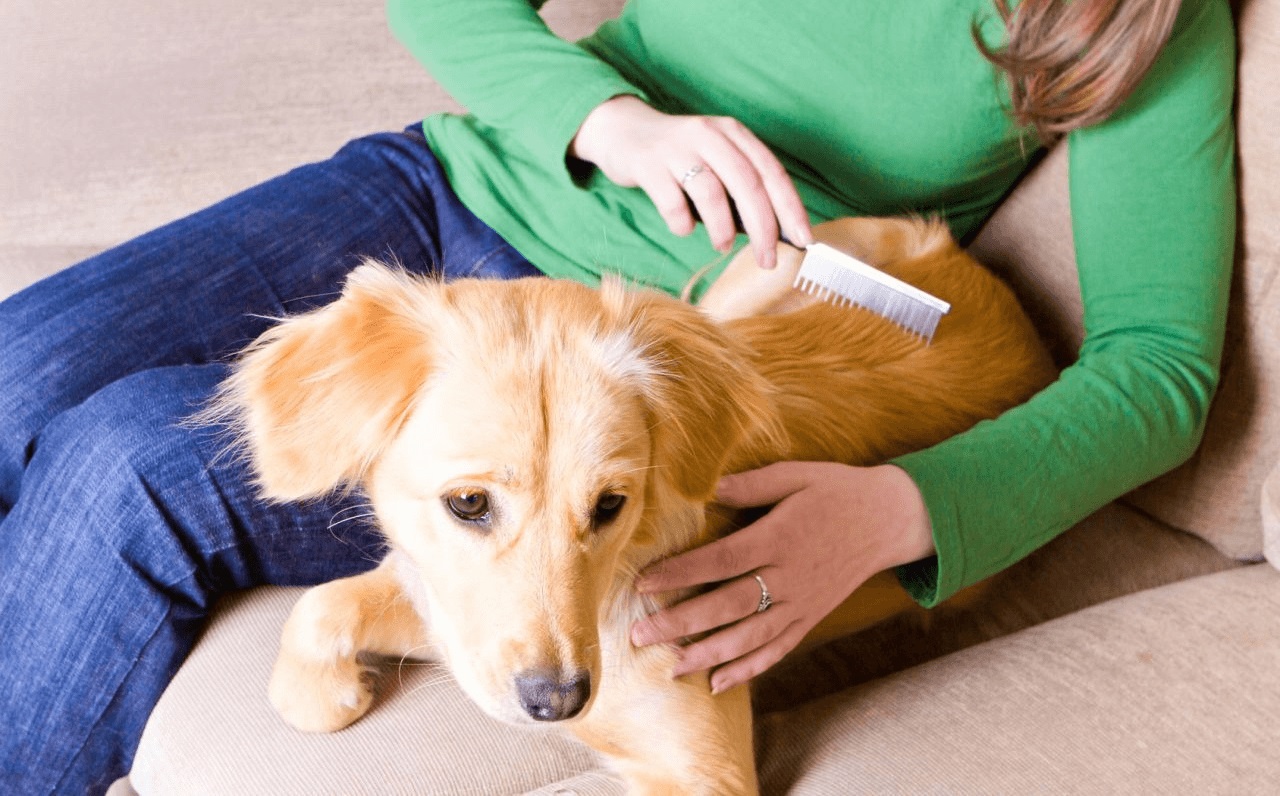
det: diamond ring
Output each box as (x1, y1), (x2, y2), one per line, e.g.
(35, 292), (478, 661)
(679, 163), (706, 189)
(753, 574), (773, 613)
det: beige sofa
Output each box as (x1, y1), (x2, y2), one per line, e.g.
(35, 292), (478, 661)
(4, 0), (1278, 793)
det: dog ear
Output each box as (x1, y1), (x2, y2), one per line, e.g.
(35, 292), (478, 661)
(211, 262), (435, 501)
(611, 283), (781, 500)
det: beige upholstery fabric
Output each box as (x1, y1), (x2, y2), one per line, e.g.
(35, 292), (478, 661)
(758, 564), (1280, 794)
(0, 0), (623, 300)
(1264, 462), (1280, 567)
(130, 587), (618, 796)
(969, 145), (1083, 367)
(105, 777), (138, 796)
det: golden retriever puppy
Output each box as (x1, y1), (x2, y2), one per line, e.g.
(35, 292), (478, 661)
(209, 217), (1056, 795)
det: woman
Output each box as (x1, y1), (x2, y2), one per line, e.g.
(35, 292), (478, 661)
(0, 0), (1235, 792)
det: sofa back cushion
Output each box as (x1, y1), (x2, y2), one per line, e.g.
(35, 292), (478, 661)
(970, 0), (1280, 560)
(1265, 463), (1280, 567)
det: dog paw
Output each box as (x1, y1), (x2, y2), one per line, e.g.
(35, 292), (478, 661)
(268, 651), (377, 733)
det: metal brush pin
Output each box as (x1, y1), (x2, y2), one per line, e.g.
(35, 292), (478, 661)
(793, 243), (951, 342)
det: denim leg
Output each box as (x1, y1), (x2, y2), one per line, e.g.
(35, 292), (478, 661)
(0, 125), (539, 520)
(0, 365), (390, 794)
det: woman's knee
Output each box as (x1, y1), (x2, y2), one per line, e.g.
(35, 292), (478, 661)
(16, 364), (381, 592)
(15, 366), (244, 598)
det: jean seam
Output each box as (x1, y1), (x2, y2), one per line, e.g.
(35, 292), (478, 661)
(463, 245), (513, 278)
(48, 601), (172, 796)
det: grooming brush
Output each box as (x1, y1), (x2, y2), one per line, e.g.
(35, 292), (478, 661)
(792, 242), (951, 342)
(691, 201), (952, 341)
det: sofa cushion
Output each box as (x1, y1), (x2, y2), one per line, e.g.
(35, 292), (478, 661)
(129, 586), (616, 795)
(757, 564), (1280, 794)
(968, 146), (1084, 365)
(1264, 460), (1280, 567)
(970, 0), (1280, 561)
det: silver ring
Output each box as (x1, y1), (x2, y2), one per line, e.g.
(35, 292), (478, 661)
(753, 574), (773, 613)
(679, 163), (705, 189)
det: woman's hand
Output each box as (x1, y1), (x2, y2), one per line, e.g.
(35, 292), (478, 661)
(569, 95), (813, 270)
(630, 462), (935, 693)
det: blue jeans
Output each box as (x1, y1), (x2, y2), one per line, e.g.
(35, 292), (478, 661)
(0, 128), (543, 794)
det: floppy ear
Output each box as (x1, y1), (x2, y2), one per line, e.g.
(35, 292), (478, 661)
(611, 283), (781, 500)
(209, 262), (435, 502)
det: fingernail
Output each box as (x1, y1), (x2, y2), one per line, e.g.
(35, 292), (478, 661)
(792, 227), (815, 247)
(634, 576), (656, 594)
(630, 623), (649, 647)
(710, 677), (725, 695)
(714, 476), (733, 500)
(670, 651), (693, 679)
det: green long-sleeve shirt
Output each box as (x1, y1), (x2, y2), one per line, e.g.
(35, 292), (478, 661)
(387, 0), (1237, 606)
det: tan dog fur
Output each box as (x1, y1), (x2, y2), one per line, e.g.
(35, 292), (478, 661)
(209, 217), (1057, 794)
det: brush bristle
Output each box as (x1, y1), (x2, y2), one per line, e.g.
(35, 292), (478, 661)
(794, 245), (950, 342)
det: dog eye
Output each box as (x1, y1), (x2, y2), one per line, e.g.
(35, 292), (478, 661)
(592, 492), (626, 527)
(444, 490), (491, 525)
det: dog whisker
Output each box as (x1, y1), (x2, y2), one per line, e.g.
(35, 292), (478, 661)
(394, 642), (439, 691)
(327, 512), (377, 528)
(329, 501), (375, 518)
(403, 673), (460, 698)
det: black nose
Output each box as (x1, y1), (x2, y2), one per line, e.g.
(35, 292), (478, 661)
(514, 669), (591, 722)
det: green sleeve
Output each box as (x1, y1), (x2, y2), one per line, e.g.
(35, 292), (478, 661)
(385, 0), (647, 169)
(891, 0), (1237, 607)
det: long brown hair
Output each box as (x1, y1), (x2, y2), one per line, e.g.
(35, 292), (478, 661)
(977, 0), (1182, 143)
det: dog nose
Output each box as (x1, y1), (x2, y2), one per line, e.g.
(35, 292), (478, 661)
(514, 669), (591, 722)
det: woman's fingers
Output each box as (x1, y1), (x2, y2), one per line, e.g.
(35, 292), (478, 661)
(631, 571), (773, 646)
(708, 620), (810, 694)
(677, 162), (737, 251)
(671, 611), (800, 681)
(714, 462), (816, 510)
(670, 117), (809, 268)
(635, 521), (771, 594)
(635, 463), (825, 595)
(638, 171), (696, 237)
(718, 119), (813, 248)
(701, 135), (778, 270)
(572, 98), (807, 265)
(692, 121), (781, 268)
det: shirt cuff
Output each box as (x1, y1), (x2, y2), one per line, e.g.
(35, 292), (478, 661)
(889, 448), (968, 608)
(526, 80), (649, 183)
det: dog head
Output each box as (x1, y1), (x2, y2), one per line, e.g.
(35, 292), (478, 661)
(215, 262), (778, 724)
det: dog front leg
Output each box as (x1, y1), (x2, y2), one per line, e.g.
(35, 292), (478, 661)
(571, 644), (758, 795)
(269, 556), (431, 733)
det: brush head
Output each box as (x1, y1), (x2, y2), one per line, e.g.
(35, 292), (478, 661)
(793, 243), (951, 342)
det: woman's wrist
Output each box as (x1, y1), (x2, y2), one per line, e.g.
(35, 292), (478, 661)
(874, 464), (935, 568)
(568, 94), (651, 165)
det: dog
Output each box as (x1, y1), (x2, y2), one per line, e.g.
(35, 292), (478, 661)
(208, 216), (1056, 794)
